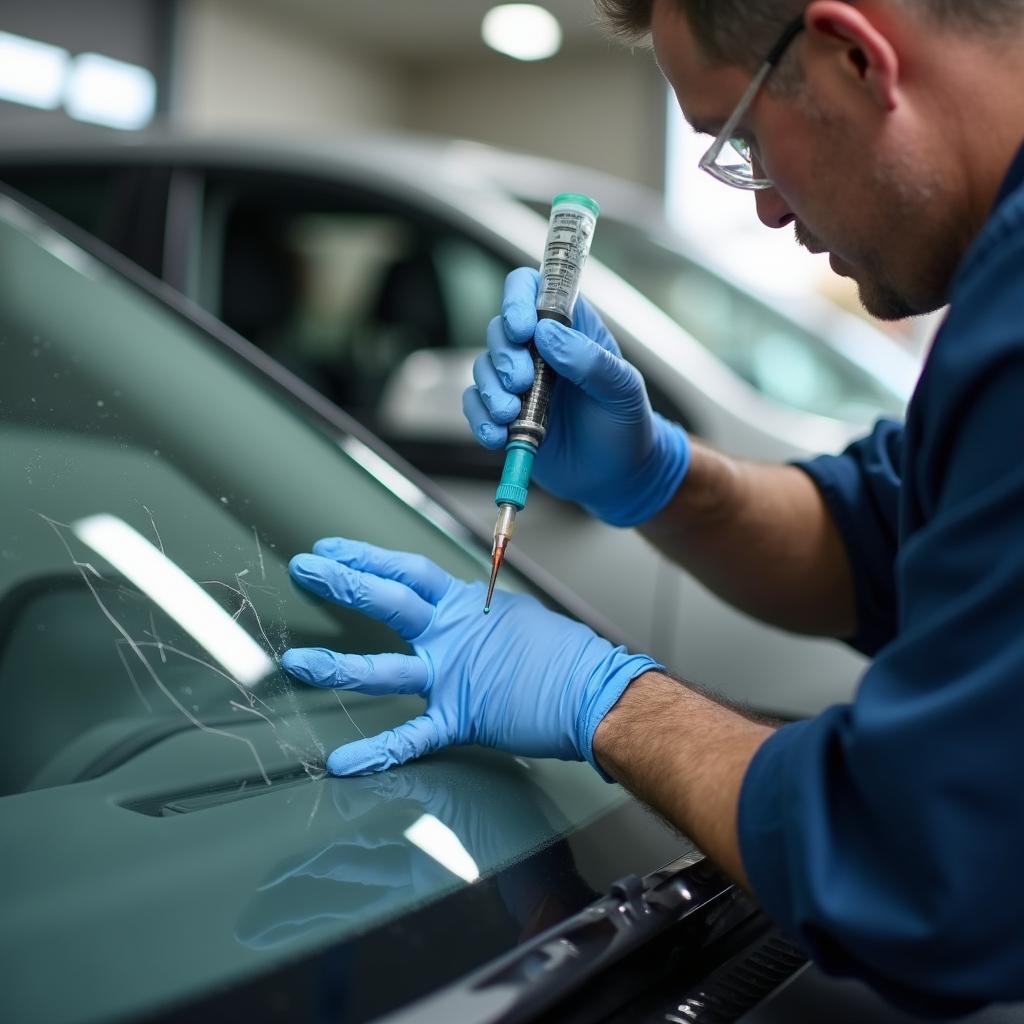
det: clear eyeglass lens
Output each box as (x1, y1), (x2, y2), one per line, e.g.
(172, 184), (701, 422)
(714, 137), (763, 185)
(704, 135), (772, 189)
(728, 137), (753, 163)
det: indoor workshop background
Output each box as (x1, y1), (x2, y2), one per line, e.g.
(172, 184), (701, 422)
(0, 0), (936, 348)
(4, 4), (1008, 1024)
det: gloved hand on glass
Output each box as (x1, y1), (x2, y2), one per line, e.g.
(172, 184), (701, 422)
(281, 537), (659, 777)
(462, 267), (691, 528)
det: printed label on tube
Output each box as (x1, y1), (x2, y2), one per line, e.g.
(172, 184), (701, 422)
(536, 203), (597, 322)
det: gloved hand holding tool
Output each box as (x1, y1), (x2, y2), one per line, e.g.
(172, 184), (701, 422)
(463, 268), (691, 530)
(281, 538), (658, 777)
(282, 204), (692, 778)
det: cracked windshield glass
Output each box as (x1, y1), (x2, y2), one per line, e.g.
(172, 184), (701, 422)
(0, 199), (624, 824)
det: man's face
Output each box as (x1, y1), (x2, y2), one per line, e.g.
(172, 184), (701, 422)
(651, 0), (961, 320)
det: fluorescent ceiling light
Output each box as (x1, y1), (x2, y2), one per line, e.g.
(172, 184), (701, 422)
(482, 4), (562, 62)
(404, 814), (480, 883)
(64, 52), (156, 130)
(0, 31), (68, 110)
(73, 513), (274, 686)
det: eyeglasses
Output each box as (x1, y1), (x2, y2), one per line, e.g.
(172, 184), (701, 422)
(698, 15), (806, 190)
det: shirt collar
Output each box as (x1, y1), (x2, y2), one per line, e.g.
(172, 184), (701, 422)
(994, 139), (1024, 209)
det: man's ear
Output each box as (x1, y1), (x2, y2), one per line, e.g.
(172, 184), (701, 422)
(804, 0), (899, 111)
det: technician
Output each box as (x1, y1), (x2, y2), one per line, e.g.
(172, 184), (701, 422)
(282, 0), (1024, 1009)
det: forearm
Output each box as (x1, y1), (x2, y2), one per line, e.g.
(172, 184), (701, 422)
(640, 441), (857, 637)
(593, 670), (775, 886)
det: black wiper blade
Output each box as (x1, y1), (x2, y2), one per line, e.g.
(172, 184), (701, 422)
(375, 852), (732, 1024)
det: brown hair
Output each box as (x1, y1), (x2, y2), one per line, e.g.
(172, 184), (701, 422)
(594, 0), (1024, 69)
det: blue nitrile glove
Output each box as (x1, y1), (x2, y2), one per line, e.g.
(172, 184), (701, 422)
(280, 537), (659, 777)
(462, 267), (691, 528)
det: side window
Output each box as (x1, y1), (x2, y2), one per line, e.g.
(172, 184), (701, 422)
(0, 167), (118, 238)
(432, 236), (509, 349)
(663, 264), (901, 422)
(0, 165), (169, 278)
(587, 215), (905, 424)
(198, 178), (509, 430)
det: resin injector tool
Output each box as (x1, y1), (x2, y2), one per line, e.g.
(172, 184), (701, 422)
(484, 193), (600, 612)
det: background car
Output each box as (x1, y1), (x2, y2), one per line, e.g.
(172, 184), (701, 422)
(0, 132), (919, 717)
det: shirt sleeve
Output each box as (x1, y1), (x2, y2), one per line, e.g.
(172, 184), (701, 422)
(738, 237), (1024, 1010)
(794, 419), (903, 656)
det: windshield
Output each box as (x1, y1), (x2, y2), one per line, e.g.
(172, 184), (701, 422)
(530, 205), (906, 425)
(0, 197), (689, 1023)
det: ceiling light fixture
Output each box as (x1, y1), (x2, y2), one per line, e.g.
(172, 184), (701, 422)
(482, 4), (563, 62)
(0, 31), (68, 110)
(64, 52), (156, 131)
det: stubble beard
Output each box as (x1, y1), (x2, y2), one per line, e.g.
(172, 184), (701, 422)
(854, 264), (924, 322)
(796, 184), (943, 322)
(793, 93), (955, 321)
(843, 151), (958, 321)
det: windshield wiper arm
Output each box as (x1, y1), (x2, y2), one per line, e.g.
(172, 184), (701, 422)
(376, 853), (735, 1024)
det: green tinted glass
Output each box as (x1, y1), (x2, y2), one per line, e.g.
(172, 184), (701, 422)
(0, 198), (661, 1024)
(0, 199), (608, 795)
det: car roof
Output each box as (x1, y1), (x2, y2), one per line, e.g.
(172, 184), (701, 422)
(0, 127), (920, 420)
(0, 126), (665, 219)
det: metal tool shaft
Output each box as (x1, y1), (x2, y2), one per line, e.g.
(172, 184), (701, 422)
(509, 316), (566, 448)
(484, 194), (600, 612)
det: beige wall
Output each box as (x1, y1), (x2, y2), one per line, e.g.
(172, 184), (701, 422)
(173, 2), (665, 191)
(174, 0), (406, 133)
(401, 50), (666, 192)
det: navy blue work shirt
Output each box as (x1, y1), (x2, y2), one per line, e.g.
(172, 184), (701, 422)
(739, 141), (1024, 1012)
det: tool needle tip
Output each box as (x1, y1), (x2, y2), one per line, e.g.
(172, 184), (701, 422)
(484, 545), (504, 614)
(484, 565), (498, 613)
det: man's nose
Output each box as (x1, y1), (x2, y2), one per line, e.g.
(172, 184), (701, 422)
(755, 188), (796, 230)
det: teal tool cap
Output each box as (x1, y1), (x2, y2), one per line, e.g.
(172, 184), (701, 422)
(495, 442), (536, 510)
(552, 193), (600, 217)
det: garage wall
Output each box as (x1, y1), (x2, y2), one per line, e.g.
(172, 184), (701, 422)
(401, 49), (667, 192)
(173, 0), (406, 133)
(1, 1), (665, 189)
(170, 1), (665, 190)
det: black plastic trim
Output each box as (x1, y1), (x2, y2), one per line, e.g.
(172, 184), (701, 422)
(373, 855), (733, 1024)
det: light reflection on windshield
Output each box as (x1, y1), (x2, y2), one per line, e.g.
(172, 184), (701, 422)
(73, 512), (275, 685)
(405, 814), (481, 884)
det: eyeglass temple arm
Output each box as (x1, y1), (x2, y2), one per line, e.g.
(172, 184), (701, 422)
(698, 61), (773, 171)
